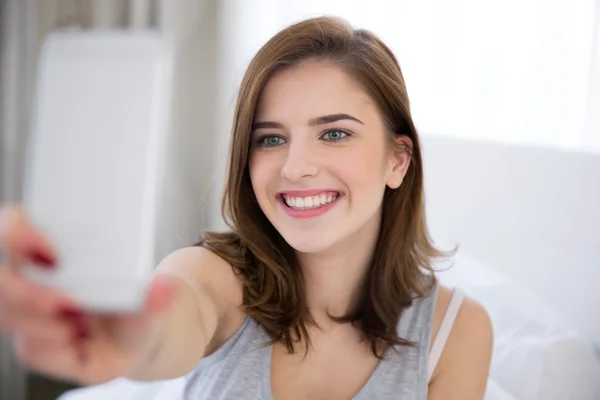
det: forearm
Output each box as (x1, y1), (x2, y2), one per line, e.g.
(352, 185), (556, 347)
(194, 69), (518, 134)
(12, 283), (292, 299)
(125, 277), (219, 381)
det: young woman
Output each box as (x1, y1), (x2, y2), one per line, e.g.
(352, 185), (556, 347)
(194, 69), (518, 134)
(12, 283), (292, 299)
(0, 17), (492, 399)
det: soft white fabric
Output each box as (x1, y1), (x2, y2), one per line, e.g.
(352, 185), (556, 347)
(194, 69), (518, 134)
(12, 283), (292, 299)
(58, 377), (517, 400)
(57, 377), (185, 400)
(485, 379), (518, 400)
(438, 250), (600, 400)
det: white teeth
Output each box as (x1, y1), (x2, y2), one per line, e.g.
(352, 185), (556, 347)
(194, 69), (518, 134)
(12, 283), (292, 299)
(283, 193), (339, 210)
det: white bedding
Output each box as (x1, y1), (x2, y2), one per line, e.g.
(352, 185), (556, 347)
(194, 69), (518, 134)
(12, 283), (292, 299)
(60, 377), (516, 400)
(58, 378), (184, 400)
(438, 250), (600, 400)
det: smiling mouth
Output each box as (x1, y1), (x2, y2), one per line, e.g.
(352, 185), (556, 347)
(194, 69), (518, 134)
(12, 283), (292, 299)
(279, 191), (341, 210)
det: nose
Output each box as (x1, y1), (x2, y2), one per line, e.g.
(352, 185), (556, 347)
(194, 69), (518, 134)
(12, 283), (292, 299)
(281, 140), (319, 181)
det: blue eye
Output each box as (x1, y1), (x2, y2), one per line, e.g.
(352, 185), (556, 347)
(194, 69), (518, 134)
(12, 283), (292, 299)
(257, 135), (286, 147)
(321, 129), (349, 141)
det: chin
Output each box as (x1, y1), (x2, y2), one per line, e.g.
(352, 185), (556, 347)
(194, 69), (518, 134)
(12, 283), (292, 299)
(278, 229), (339, 254)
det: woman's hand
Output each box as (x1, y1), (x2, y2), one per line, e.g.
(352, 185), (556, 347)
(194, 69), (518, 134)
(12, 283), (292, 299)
(0, 205), (176, 385)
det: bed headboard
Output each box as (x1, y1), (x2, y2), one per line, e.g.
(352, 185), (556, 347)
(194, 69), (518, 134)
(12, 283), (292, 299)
(421, 134), (600, 343)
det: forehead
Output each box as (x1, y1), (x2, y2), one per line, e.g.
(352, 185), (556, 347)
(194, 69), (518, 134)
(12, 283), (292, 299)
(255, 61), (378, 121)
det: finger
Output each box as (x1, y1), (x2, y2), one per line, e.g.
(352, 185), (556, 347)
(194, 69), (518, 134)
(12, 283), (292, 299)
(0, 307), (77, 346)
(0, 205), (56, 268)
(0, 267), (80, 315)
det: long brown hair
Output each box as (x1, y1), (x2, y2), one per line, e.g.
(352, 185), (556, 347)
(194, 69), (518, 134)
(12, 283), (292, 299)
(200, 16), (447, 358)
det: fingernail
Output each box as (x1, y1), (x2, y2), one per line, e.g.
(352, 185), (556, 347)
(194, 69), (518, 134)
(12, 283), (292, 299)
(70, 318), (91, 342)
(74, 325), (90, 341)
(57, 307), (84, 319)
(27, 251), (55, 268)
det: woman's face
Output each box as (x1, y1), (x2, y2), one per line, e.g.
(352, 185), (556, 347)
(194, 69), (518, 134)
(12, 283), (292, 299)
(249, 61), (409, 254)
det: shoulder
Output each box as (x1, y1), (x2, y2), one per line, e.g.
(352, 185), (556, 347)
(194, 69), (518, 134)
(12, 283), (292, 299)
(430, 285), (493, 355)
(428, 285), (493, 399)
(155, 245), (243, 307)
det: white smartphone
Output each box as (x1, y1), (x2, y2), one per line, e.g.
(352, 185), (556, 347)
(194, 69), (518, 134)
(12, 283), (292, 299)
(22, 31), (173, 313)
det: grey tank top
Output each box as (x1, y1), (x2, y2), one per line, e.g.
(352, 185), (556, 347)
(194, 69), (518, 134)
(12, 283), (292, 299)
(184, 283), (439, 400)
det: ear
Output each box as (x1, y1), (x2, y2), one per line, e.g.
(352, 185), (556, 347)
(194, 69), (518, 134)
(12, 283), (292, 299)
(386, 136), (412, 189)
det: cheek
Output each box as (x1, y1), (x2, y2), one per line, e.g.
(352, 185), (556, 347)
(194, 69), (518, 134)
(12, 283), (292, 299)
(249, 153), (274, 202)
(341, 145), (389, 189)
(248, 155), (261, 195)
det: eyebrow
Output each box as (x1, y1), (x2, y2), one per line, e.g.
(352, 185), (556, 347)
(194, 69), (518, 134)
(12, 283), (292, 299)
(252, 113), (364, 130)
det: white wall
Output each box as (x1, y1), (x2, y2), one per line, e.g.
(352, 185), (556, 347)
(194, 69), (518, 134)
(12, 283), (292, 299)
(151, 0), (220, 259)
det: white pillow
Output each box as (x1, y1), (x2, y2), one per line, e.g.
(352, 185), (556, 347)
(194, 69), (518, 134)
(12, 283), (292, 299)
(437, 251), (600, 400)
(485, 379), (518, 400)
(58, 377), (185, 400)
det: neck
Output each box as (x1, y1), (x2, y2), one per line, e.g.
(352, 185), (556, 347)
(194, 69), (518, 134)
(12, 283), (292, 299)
(297, 212), (381, 326)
